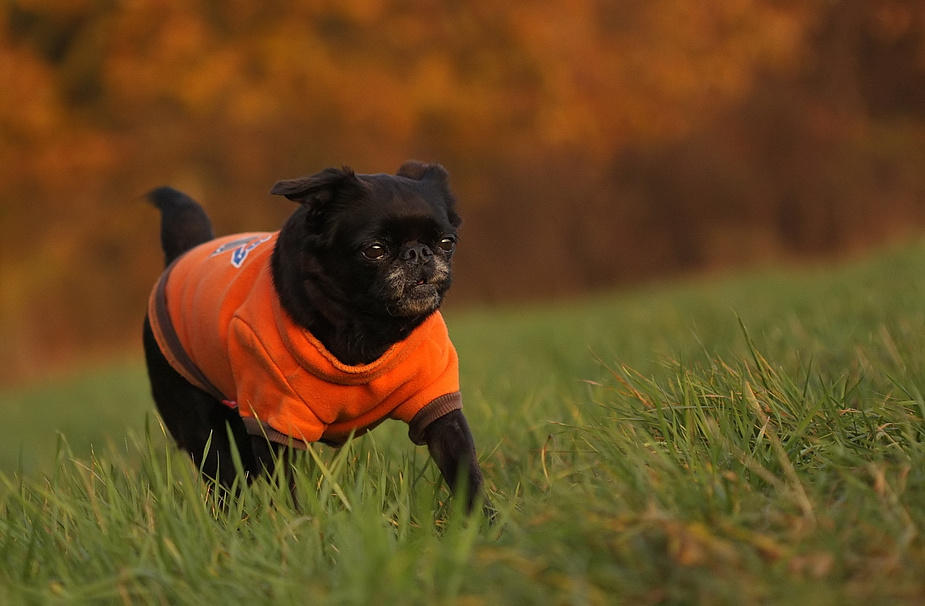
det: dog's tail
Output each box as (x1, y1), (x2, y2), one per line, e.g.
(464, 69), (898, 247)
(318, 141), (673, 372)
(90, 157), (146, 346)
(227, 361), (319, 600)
(147, 186), (215, 266)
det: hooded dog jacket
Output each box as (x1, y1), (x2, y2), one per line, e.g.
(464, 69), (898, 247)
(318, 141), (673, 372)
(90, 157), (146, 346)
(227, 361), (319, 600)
(147, 232), (462, 448)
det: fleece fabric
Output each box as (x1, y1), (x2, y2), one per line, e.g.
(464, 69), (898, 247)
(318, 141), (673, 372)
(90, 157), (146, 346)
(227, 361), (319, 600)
(147, 232), (462, 447)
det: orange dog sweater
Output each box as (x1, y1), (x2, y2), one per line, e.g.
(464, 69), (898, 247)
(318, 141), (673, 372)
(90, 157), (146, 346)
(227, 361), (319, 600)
(148, 232), (462, 448)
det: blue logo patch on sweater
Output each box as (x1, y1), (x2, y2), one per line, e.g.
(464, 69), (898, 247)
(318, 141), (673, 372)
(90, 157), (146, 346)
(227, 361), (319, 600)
(210, 235), (272, 268)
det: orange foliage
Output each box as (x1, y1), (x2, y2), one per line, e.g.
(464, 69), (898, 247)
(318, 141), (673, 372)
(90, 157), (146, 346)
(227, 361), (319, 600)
(2, 0), (925, 381)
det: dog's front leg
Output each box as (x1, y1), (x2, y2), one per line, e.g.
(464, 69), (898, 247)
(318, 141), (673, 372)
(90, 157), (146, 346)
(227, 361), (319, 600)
(421, 410), (491, 516)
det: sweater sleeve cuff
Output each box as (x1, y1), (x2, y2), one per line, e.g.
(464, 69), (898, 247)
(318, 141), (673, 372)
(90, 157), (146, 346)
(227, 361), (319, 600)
(408, 392), (462, 445)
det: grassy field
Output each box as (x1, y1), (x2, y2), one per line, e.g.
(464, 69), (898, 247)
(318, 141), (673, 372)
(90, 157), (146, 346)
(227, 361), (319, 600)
(1, 241), (924, 604)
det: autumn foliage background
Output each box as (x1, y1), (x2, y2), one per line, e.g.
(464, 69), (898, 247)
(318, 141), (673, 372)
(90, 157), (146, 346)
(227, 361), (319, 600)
(2, 0), (925, 383)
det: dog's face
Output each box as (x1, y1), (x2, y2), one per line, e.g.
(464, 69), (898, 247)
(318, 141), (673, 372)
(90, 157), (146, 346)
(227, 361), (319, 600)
(271, 162), (462, 320)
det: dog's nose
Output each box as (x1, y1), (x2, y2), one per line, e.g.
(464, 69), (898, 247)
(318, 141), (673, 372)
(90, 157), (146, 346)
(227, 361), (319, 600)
(400, 243), (433, 263)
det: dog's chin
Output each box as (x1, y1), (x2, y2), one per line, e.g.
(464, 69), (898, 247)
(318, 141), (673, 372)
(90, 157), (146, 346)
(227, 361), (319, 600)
(385, 283), (444, 318)
(377, 259), (451, 319)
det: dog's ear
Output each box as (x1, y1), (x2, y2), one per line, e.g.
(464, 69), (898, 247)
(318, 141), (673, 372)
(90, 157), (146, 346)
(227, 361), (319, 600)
(396, 161), (449, 184)
(396, 161), (461, 227)
(270, 167), (366, 209)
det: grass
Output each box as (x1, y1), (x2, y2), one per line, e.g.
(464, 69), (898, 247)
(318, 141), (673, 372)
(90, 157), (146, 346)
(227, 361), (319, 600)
(1, 240), (924, 604)
(0, 360), (151, 473)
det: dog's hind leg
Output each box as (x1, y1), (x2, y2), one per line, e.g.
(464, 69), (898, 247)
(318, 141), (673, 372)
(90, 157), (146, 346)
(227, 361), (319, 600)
(143, 316), (265, 487)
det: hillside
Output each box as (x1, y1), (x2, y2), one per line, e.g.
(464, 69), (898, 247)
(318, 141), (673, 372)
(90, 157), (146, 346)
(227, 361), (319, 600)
(1, 240), (924, 604)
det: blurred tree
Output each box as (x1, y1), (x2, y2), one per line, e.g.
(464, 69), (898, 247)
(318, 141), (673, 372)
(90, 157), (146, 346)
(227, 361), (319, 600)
(1, 0), (924, 381)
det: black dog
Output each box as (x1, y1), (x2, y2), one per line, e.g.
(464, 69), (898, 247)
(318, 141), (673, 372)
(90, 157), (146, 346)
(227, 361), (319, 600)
(142, 162), (487, 513)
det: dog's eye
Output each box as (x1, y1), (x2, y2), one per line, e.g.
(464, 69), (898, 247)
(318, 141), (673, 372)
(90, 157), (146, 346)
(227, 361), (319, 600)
(363, 244), (387, 260)
(437, 237), (456, 253)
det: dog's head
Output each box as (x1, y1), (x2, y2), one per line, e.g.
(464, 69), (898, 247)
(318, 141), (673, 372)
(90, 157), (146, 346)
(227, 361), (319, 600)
(271, 161), (462, 320)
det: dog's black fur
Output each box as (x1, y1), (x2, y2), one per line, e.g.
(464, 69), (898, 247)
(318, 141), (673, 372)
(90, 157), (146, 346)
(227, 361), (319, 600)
(142, 162), (488, 513)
